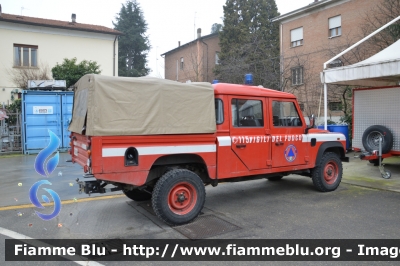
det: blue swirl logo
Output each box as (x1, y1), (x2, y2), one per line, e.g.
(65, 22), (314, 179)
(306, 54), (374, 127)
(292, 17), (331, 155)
(29, 180), (61, 220)
(34, 130), (60, 177)
(29, 130), (62, 221)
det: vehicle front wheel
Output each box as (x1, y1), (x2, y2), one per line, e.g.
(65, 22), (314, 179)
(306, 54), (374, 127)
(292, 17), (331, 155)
(311, 152), (342, 192)
(152, 169), (205, 226)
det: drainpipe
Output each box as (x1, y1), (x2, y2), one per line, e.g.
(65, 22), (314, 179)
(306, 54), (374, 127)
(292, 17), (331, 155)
(161, 54), (165, 79)
(113, 35), (118, 76)
(280, 23), (284, 91)
(200, 39), (208, 82)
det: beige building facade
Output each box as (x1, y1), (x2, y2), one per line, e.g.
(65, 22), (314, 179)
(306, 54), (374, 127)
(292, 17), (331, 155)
(0, 7), (121, 105)
(162, 29), (220, 83)
(273, 0), (382, 123)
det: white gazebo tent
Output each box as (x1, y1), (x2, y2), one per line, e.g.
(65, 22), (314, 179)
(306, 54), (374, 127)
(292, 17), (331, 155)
(323, 39), (400, 87)
(320, 16), (400, 129)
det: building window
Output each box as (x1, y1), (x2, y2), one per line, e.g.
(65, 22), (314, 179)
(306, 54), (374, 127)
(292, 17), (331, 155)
(14, 44), (38, 67)
(329, 102), (341, 111)
(180, 57), (184, 70)
(291, 67), (303, 85)
(328, 59), (343, 68)
(290, 27), (303, 47)
(215, 52), (220, 65)
(329, 15), (341, 38)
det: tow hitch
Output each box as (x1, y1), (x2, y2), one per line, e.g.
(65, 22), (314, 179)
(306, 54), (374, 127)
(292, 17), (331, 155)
(76, 175), (121, 195)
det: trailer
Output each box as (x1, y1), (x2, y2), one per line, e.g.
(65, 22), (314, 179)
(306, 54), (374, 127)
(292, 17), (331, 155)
(352, 87), (400, 178)
(322, 28), (400, 178)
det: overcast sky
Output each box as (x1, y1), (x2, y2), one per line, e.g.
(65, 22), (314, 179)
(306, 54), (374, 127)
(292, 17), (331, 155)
(2, 0), (313, 78)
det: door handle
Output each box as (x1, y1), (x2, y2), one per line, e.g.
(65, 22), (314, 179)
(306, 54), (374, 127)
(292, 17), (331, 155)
(236, 144), (246, 148)
(275, 142), (284, 146)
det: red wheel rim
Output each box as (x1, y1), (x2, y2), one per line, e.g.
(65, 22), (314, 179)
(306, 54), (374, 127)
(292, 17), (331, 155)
(168, 182), (197, 215)
(324, 160), (339, 185)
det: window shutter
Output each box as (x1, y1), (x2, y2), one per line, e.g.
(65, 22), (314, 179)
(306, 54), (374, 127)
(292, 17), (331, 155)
(329, 15), (341, 29)
(290, 27), (303, 42)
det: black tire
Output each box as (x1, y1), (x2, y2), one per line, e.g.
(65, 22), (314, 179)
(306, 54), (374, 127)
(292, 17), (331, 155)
(267, 176), (283, 181)
(311, 152), (342, 192)
(123, 189), (152, 201)
(152, 169), (205, 226)
(362, 125), (393, 154)
(369, 159), (382, 166)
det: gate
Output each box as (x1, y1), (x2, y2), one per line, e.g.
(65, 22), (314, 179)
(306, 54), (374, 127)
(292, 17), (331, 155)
(22, 91), (74, 154)
(0, 110), (22, 153)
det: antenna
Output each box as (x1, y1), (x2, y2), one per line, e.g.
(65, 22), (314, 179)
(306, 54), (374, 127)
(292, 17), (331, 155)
(194, 12), (197, 39)
(155, 46), (159, 77)
(21, 6), (29, 15)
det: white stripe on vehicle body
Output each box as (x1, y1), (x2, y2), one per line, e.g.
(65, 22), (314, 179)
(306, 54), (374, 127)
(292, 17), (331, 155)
(102, 145), (217, 157)
(302, 133), (346, 142)
(102, 133), (345, 157)
(217, 136), (231, 146)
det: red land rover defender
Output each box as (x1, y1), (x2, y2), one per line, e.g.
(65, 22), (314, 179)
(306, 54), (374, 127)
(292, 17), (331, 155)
(69, 74), (348, 225)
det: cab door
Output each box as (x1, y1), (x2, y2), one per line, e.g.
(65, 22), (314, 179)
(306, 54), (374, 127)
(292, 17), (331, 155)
(269, 99), (308, 168)
(229, 97), (270, 170)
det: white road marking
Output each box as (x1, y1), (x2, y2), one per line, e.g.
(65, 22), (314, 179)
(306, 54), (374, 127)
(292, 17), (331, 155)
(0, 226), (105, 266)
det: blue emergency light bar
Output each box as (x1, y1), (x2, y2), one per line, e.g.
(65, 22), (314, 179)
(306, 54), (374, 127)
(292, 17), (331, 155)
(244, 74), (253, 85)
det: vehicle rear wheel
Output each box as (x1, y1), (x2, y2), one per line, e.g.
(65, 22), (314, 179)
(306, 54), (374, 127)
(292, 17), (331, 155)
(152, 169), (205, 226)
(267, 176), (283, 181)
(123, 189), (152, 201)
(311, 152), (342, 192)
(362, 125), (393, 154)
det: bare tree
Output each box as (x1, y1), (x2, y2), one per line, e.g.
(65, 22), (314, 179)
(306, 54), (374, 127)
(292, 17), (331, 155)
(280, 50), (321, 118)
(181, 45), (205, 82)
(361, 0), (400, 53)
(7, 62), (52, 89)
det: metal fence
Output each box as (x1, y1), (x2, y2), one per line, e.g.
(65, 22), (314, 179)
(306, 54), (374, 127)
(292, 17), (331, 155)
(0, 111), (22, 153)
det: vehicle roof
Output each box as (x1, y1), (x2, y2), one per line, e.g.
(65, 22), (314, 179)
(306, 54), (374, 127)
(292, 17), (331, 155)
(213, 83), (297, 99)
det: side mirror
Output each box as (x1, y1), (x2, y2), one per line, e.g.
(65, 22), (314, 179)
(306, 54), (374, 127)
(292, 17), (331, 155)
(309, 114), (315, 128)
(305, 114), (315, 134)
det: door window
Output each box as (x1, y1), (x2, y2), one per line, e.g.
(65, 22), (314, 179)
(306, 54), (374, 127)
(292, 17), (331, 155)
(272, 101), (302, 127)
(231, 99), (263, 127)
(215, 98), (224, 124)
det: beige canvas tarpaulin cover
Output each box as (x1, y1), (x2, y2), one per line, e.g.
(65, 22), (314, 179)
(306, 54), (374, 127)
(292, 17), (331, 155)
(68, 74), (216, 136)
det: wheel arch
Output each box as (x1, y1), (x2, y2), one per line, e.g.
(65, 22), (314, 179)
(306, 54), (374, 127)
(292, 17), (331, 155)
(316, 141), (348, 164)
(145, 154), (211, 184)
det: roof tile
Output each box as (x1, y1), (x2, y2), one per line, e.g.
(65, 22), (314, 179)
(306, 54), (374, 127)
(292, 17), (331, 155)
(0, 13), (122, 35)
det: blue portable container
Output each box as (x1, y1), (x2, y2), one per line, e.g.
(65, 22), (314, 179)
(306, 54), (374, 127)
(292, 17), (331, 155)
(22, 90), (74, 154)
